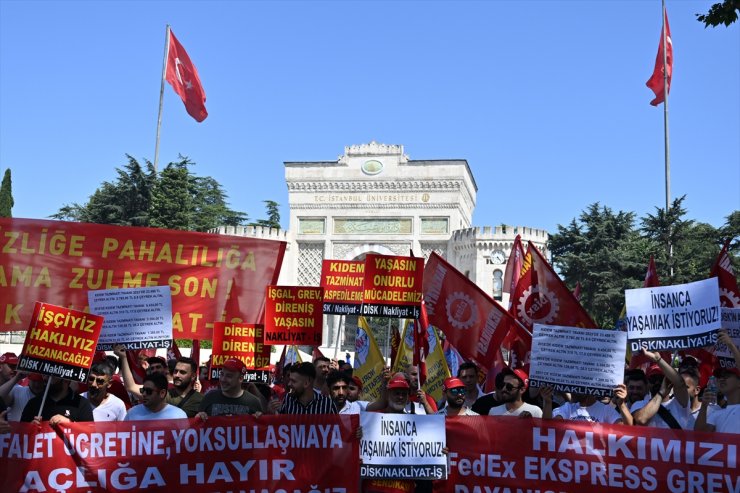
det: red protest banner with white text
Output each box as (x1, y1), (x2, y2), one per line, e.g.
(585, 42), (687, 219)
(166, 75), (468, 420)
(0, 218), (286, 336)
(441, 417), (738, 493)
(362, 254), (423, 319)
(321, 259), (365, 315)
(1, 415), (360, 493)
(17, 302), (104, 382)
(265, 286), (324, 345)
(211, 322), (271, 382)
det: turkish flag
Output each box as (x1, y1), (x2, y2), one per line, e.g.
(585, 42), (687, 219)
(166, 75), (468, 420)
(646, 10), (673, 106)
(166, 29), (208, 122)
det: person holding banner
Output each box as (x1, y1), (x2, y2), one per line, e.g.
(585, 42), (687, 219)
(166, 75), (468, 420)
(436, 377), (478, 416)
(197, 358), (264, 418)
(167, 357), (204, 418)
(21, 377), (94, 425)
(488, 368), (542, 418)
(347, 375), (370, 411)
(125, 373), (187, 421)
(0, 371), (45, 421)
(696, 367), (740, 434)
(327, 370), (362, 415)
(542, 383), (631, 425)
(278, 362), (337, 415)
(81, 362), (126, 422)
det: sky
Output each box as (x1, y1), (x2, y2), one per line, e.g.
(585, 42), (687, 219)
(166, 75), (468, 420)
(1, 0), (738, 236)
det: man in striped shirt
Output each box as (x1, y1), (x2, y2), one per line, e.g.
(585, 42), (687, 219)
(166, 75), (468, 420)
(278, 362), (337, 415)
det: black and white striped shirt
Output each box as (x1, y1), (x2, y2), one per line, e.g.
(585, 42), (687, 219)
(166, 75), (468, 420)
(279, 389), (337, 415)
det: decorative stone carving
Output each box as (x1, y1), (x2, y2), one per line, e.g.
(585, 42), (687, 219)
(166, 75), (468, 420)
(297, 243), (324, 286)
(421, 243), (448, 260)
(337, 141), (409, 164)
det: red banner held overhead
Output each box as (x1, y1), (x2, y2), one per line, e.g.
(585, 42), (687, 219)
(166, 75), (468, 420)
(362, 254), (424, 319)
(18, 302), (104, 381)
(320, 259), (365, 315)
(1, 415), (360, 493)
(0, 218), (286, 336)
(265, 286), (323, 345)
(422, 253), (519, 370)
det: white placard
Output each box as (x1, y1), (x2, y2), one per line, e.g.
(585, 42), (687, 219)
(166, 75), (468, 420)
(529, 324), (626, 397)
(717, 307), (740, 369)
(625, 278), (721, 351)
(360, 413), (447, 480)
(89, 286), (173, 350)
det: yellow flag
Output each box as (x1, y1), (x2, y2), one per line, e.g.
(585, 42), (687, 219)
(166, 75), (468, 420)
(392, 320), (450, 402)
(353, 317), (387, 401)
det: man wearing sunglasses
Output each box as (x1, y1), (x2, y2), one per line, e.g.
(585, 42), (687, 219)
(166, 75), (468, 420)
(125, 373), (187, 421)
(81, 362), (126, 422)
(488, 368), (542, 418)
(436, 377), (478, 416)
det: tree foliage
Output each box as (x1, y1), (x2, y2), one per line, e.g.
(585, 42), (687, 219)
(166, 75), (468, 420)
(250, 200), (281, 229)
(550, 199), (738, 327)
(0, 168), (14, 217)
(697, 0), (739, 27)
(52, 156), (249, 232)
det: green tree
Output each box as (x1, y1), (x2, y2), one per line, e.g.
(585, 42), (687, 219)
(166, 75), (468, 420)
(697, 0), (739, 27)
(549, 203), (649, 327)
(0, 168), (14, 217)
(149, 159), (193, 230)
(251, 200), (281, 229)
(190, 176), (249, 232)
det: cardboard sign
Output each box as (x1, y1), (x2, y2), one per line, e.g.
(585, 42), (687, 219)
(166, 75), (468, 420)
(361, 254), (424, 319)
(17, 302), (104, 382)
(211, 322), (270, 380)
(264, 286), (323, 345)
(359, 413), (447, 480)
(0, 218), (286, 336)
(529, 324), (626, 397)
(717, 307), (740, 369)
(626, 278), (721, 351)
(320, 260), (364, 315)
(89, 286), (173, 350)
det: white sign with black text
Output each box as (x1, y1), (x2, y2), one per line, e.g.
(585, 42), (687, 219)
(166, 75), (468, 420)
(717, 307), (740, 369)
(529, 324), (627, 397)
(360, 413), (447, 480)
(89, 286), (173, 350)
(625, 277), (721, 351)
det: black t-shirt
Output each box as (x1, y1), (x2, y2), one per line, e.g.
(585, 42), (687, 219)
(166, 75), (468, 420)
(21, 389), (95, 422)
(471, 393), (501, 416)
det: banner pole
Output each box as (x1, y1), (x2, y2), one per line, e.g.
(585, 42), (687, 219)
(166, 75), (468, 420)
(153, 25), (170, 172)
(36, 378), (52, 419)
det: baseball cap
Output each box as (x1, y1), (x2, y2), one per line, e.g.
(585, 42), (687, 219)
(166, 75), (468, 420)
(443, 377), (465, 390)
(222, 358), (247, 375)
(387, 376), (410, 390)
(713, 367), (740, 378)
(27, 373), (45, 382)
(146, 356), (167, 367)
(351, 375), (364, 390)
(501, 367), (529, 389)
(647, 364), (663, 378)
(0, 352), (18, 365)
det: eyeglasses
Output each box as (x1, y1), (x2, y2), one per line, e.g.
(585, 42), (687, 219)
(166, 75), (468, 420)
(448, 388), (466, 396)
(140, 387), (157, 395)
(88, 377), (108, 386)
(500, 383), (522, 392)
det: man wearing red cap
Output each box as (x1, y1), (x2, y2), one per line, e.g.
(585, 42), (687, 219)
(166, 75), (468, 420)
(0, 352), (18, 386)
(436, 377), (478, 416)
(0, 370), (46, 421)
(488, 368), (542, 418)
(197, 358), (264, 418)
(347, 375), (370, 411)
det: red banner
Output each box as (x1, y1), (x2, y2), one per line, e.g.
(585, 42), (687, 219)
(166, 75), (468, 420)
(362, 254), (423, 319)
(321, 259), (365, 315)
(211, 322), (270, 372)
(0, 218), (286, 336)
(1, 415), (359, 493)
(422, 253), (519, 370)
(442, 417), (738, 493)
(18, 302), (104, 381)
(264, 286), (323, 345)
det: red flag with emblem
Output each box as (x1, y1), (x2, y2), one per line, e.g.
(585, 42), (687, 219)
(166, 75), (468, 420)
(646, 9), (673, 106)
(413, 302), (431, 386)
(503, 235), (525, 300)
(710, 239), (740, 308)
(166, 29), (208, 122)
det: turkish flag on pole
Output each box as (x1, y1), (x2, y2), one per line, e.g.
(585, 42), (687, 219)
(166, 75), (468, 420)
(166, 29), (208, 122)
(646, 9), (673, 106)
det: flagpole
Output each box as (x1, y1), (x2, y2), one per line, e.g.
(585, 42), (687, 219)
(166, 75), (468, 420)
(661, 0), (673, 277)
(153, 25), (171, 173)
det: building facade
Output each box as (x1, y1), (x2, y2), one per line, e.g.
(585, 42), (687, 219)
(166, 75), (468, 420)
(215, 142), (548, 353)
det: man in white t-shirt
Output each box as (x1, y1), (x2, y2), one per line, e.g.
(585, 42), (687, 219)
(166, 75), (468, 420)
(125, 373), (187, 421)
(488, 368), (542, 418)
(543, 383), (630, 425)
(696, 366), (740, 434)
(82, 362), (126, 422)
(0, 372), (46, 421)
